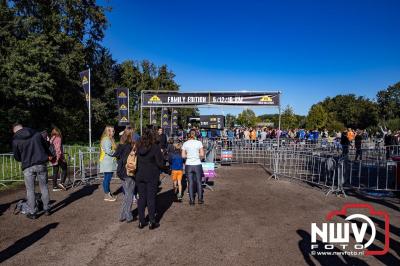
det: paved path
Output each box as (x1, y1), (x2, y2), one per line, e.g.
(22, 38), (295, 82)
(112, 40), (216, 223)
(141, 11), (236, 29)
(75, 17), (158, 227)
(0, 166), (399, 265)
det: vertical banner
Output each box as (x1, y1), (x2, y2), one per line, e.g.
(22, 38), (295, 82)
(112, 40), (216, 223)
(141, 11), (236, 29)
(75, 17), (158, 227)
(79, 70), (90, 107)
(151, 108), (157, 126)
(161, 108), (170, 129)
(172, 109), (178, 130)
(116, 88), (129, 126)
(79, 69), (92, 149)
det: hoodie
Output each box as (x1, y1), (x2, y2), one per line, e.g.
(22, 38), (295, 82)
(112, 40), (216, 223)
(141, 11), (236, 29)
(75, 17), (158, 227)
(135, 143), (165, 183)
(12, 128), (50, 170)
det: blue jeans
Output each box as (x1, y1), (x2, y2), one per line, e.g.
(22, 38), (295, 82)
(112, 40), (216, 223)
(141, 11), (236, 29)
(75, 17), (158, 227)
(23, 164), (50, 214)
(103, 172), (113, 193)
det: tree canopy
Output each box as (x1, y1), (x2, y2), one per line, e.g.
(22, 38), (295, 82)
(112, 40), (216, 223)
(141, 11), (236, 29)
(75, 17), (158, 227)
(0, 0), (195, 151)
(237, 109), (258, 127)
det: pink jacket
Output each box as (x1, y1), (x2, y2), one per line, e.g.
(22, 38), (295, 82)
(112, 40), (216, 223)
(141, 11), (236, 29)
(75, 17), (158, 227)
(50, 136), (64, 166)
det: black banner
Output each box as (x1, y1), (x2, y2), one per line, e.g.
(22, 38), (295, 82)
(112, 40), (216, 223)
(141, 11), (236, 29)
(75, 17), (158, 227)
(116, 88), (129, 126)
(142, 92), (280, 107)
(79, 70), (90, 107)
(161, 108), (169, 128)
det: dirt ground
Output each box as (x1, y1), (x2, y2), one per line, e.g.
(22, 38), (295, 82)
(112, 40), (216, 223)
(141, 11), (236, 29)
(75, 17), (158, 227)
(0, 165), (399, 266)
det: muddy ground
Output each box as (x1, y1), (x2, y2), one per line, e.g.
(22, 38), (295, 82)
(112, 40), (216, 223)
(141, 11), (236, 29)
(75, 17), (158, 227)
(0, 165), (399, 266)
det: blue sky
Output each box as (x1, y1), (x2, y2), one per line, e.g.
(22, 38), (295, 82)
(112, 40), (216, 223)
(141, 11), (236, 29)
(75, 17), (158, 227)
(101, 0), (400, 115)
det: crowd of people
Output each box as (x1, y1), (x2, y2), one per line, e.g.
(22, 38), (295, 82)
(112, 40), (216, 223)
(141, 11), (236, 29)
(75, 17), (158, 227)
(11, 124), (206, 230)
(174, 126), (399, 144)
(9, 122), (400, 226)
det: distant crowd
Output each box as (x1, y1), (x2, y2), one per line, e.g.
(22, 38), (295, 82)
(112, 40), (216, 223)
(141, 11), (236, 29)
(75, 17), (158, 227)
(171, 126), (400, 146)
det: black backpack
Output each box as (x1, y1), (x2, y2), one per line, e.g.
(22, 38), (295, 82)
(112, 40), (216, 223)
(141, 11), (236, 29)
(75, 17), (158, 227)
(49, 143), (56, 158)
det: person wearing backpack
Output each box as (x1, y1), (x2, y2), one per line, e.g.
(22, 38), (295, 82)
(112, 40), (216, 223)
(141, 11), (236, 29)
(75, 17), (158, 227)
(99, 126), (117, 202)
(113, 129), (136, 223)
(49, 127), (68, 191)
(12, 123), (52, 219)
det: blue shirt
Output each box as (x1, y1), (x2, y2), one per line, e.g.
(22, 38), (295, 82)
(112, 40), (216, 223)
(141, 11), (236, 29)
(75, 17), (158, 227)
(170, 153), (184, 170)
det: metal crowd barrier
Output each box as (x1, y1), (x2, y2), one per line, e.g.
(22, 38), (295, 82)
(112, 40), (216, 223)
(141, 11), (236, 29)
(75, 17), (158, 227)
(214, 142), (400, 196)
(0, 153), (23, 187)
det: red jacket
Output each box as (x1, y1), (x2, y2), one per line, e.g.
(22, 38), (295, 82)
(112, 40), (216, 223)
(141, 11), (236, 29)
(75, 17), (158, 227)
(50, 136), (64, 166)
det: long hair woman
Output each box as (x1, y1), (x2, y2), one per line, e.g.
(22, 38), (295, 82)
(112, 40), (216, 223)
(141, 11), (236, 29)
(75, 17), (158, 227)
(113, 129), (136, 223)
(135, 127), (165, 229)
(182, 128), (205, 205)
(99, 125), (117, 202)
(50, 127), (68, 191)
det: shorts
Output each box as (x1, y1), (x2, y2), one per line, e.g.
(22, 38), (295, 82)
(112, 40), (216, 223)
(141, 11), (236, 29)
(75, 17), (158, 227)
(171, 170), (183, 182)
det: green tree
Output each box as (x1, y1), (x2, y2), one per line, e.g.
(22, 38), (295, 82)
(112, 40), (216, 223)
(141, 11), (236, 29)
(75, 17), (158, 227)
(306, 104), (328, 130)
(319, 94), (378, 129)
(225, 113), (237, 127)
(237, 109), (257, 127)
(0, 0), (110, 150)
(281, 105), (298, 129)
(376, 82), (400, 120)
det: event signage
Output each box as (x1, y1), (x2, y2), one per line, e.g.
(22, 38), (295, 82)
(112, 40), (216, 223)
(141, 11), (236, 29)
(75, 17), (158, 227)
(142, 92), (280, 107)
(79, 70), (90, 107)
(200, 115), (225, 129)
(172, 109), (178, 129)
(116, 88), (129, 126)
(151, 108), (157, 125)
(161, 108), (170, 128)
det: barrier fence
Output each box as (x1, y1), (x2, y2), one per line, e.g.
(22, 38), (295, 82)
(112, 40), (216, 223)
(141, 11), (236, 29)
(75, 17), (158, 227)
(215, 142), (400, 195)
(0, 145), (101, 187)
(2, 142), (399, 197)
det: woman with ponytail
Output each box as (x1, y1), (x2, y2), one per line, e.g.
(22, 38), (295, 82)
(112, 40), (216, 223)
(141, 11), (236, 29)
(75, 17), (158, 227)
(182, 128), (205, 205)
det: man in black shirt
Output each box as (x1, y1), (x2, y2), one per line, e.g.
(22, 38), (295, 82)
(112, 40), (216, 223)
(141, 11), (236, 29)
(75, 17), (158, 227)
(157, 127), (168, 152)
(12, 123), (51, 219)
(354, 130), (363, 160)
(340, 130), (350, 158)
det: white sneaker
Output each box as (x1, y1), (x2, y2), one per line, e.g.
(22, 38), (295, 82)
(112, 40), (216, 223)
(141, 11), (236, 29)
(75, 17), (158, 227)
(104, 193), (116, 202)
(53, 187), (62, 192)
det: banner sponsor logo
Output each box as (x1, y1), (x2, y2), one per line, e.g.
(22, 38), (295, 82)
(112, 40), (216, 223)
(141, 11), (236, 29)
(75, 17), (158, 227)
(260, 95), (273, 102)
(118, 91), (127, 98)
(149, 95), (162, 104)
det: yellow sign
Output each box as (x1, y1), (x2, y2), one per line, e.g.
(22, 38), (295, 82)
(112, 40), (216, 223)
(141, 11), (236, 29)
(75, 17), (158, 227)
(163, 121), (168, 125)
(82, 76), (89, 85)
(163, 114), (168, 118)
(119, 104), (127, 110)
(120, 116), (128, 122)
(173, 116), (177, 119)
(118, 91), (127, 98)
(149, 95), (161, 103)
(260, 95), (273, 102)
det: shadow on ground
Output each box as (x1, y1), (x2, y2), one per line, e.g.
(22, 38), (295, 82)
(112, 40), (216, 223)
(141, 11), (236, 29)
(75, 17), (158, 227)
(0, 200), (19, 216)
(0, 223), (59, 263)
(50, 184), (99, 214)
